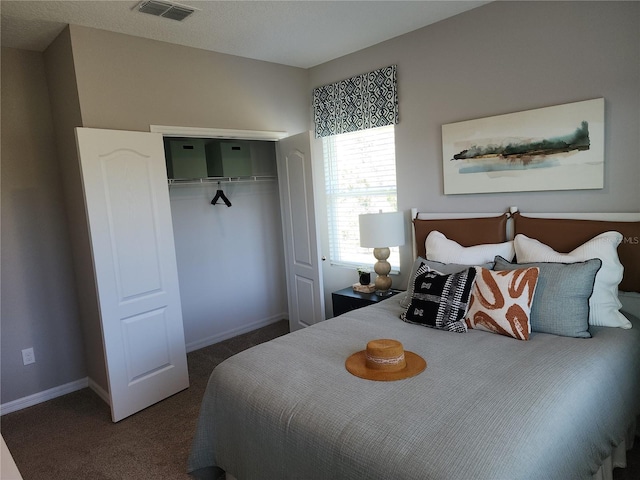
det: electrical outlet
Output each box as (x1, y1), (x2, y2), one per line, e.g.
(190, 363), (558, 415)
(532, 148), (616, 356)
(22, 347), (35, 365)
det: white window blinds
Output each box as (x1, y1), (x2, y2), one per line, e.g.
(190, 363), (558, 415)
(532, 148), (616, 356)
(323, 125), (399, 270)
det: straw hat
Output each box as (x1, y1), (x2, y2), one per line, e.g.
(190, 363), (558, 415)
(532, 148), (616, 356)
(345, 339), (426, 381)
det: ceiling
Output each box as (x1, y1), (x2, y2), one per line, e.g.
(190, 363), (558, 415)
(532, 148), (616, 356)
(0, 0), (489, 68)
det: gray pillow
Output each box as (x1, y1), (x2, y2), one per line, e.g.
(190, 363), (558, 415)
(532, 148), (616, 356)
(399, 257), (494, 308)
(494, 255), (602, 338)
(422, 258), (494, 274)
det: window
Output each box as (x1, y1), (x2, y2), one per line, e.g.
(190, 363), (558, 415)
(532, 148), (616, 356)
(323, 125), (399, 270)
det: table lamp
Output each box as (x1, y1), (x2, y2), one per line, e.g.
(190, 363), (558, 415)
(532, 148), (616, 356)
(359, 211), (406, 296)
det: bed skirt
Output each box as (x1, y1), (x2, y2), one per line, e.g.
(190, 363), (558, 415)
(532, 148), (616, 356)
(592, 419), (637, 480)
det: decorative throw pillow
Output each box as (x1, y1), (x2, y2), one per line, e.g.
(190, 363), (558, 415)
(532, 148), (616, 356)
(425, 231), (514, 265)
(465, 266), (540, 340)
(399, 257), (428, 308)
(494, 256), (601, 338)
(422, 258), (496, 274)
(398, 257), (493, 308)
(400, 264), (476, 332)
(514, 232), (630, 329)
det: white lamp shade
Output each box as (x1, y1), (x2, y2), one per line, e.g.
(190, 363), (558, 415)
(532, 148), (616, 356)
(359, 211), (406, 248)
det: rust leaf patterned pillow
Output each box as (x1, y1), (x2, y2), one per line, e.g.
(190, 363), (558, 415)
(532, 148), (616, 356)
(465, 267), (540, 340)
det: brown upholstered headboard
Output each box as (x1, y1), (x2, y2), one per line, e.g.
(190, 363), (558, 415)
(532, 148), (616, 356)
(410, 208), (639, 293)
(412, 214), (509, 259)
(513, 212), (640, 293)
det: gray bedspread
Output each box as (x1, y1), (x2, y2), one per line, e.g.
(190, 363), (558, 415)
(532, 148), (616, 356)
(188, 297), (640, 480)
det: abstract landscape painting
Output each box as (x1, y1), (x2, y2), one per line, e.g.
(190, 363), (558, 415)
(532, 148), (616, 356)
(442, 98), (604, 194)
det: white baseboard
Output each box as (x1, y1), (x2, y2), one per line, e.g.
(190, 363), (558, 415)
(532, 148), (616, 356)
(88, 378), (110, 405)
(185, 313), (287, 353)
(0, 378), (88, 416)
(1, 316), (288, 415)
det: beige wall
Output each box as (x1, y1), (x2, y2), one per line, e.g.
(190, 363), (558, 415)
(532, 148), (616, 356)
(43, 27), (109, 393)
(1, 47), (86, 403)
(310, 1), (640, 312)
(68, 25), (310, 135)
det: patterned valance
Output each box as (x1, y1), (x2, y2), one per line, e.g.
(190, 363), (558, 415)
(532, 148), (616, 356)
(313, 65), (398, 138)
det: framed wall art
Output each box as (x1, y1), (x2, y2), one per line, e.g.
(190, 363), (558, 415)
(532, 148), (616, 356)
(442, 98), (604, 195)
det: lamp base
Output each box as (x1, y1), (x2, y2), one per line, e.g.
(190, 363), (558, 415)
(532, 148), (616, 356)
(375, 289), (394, 297)
(373, 247), (393, 294)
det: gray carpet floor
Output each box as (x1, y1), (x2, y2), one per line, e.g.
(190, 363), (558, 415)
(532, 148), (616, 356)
(1, 320), (289, 480)
(2, 318), (639, 479)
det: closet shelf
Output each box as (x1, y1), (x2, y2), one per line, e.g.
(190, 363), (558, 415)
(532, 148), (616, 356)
(167, 175), (276, 186)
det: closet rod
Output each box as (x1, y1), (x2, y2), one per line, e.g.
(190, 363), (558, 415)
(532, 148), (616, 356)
(167, 175), (276, 186)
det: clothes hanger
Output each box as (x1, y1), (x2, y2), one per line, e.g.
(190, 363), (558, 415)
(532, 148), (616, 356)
(211, 183), (232, 207)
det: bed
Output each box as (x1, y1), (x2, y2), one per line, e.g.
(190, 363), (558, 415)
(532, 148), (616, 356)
(188, 209), (640, 480)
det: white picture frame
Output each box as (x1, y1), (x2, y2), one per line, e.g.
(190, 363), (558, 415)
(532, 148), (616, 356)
(442, 98), (604, 195)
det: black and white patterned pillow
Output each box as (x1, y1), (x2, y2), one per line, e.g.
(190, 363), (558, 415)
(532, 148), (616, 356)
(400, 265), (476, 333)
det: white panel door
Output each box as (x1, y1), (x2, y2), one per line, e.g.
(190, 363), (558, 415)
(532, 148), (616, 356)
(75, 127), (189, 422)
(277, 132), (325, 331)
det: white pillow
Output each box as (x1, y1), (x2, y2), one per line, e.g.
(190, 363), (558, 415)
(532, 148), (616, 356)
(514, 232), (630, 329)
(425, 231), (515, 265)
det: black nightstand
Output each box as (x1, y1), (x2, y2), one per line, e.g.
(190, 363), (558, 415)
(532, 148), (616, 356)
(331, 287), (402, 317)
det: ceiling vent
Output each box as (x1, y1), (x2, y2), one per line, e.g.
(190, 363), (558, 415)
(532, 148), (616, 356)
(137, 1), (195, 22)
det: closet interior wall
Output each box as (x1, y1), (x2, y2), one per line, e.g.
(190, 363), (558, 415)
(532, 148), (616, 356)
(166, 139), (288, 351)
